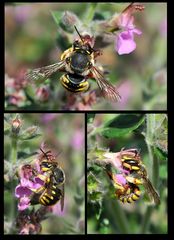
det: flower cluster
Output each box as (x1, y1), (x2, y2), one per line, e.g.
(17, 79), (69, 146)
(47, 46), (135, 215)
(16, 207), (49, 234)
(15, 147), (57, 211)
(15, 164), (44, 211)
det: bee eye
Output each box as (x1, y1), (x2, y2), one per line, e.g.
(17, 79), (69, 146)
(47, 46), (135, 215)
(74, 40), (79, 47)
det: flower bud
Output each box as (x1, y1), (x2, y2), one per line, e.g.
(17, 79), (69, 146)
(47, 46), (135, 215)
(61, 11), (80, 32)
(11, 115), (22, 134)
(36, 87), (49, 102)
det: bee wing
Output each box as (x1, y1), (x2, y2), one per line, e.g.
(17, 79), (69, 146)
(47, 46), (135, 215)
(60, 184), (65, 211)
(91, 66), (121, 101)
(143, 178), (160, 205)
(25, 60), (66, 82)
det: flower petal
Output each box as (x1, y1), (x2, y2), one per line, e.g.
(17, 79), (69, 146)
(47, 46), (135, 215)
(15, 185), (32, 198)
(18, 196), (30, 211)
(115, 30), (136, 55)
(115, 174), (127, 185)
(132, 28), (142, 35)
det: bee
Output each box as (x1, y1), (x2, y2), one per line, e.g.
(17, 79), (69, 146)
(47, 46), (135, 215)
(106, 169), (141, 204)
(120, 148), (160, 205)
(25, 26), (121, 101)
(30, 149), (65, 210)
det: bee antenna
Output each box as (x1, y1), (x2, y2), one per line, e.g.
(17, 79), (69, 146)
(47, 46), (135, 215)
(74, 25), (84, 43)
(40, 147), (49, 161)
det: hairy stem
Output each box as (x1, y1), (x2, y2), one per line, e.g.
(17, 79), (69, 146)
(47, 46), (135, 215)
(141, 114), (160, 233)
(11, 137), (17, 164)
(10, 136), (18, 225)
(84, 3), (98, 25)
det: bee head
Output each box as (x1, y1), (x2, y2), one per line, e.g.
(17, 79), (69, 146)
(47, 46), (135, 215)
(40, 160), (54, 172)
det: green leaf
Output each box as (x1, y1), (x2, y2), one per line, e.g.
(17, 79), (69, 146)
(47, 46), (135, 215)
(153, 115), (168, 153)
(90, 191), (103, 202)
(51, 10), (62, 26)
(87, 113), (95, 123)
(88, 172), (101, 193)
(19, 126), (42, 140)
(100, 114), (145, 138)
(18, 151), (38, 160)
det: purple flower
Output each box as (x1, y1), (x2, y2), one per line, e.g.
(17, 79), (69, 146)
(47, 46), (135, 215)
(15, 164), (44, 211)
(18, 196), (31, 211)
(115, 3), (144, 55)
(116, 28), (142, 55)
(115, 174), (127, 185)
(71, 130), (84, 150)
(15, 185), (33, 198)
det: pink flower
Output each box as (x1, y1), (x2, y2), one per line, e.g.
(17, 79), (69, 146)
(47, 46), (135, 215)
(36, 86), (50, 102)
(15, 164), (44, 211)
(18, 196), (31, 211)
(115, 174), (127, 185)
(71, 130), (84, 150)
(115, 3), (144, 55)
(116, 28), (142, 55)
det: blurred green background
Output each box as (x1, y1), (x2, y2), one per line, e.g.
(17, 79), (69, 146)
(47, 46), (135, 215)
(4, 113), (85, 234)
(87, 114), (167, 234)
(5, 3), (167, 110)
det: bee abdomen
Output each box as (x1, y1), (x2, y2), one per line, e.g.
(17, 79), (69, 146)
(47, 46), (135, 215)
(117, 186), (141, 204)
(39, 184), (62, 206)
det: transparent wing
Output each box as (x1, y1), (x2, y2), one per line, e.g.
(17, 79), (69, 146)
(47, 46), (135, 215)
(91, 66), (121, 101)
(25, 61), (66, 82)
(60, 184), (65, 211)
(143, 177), (160, 205)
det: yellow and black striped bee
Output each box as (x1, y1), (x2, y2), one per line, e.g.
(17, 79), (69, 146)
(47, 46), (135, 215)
(30, 149), (65, 210)
(106, 169), (141, 204)
(25, 26), (121, 101)
(119, 148), (160, 205)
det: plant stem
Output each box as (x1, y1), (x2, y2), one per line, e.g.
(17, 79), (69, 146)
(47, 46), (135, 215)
(146, 115), (154, 171)
(141, 206), (153, 233)
(11, 137), (17, 164)
(84, 3), (98, 25)
(141, 114), (160, 233)
(10, 136), (18, 226)
(146, 114), (160, 187)
(105, 199), (129, 234)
